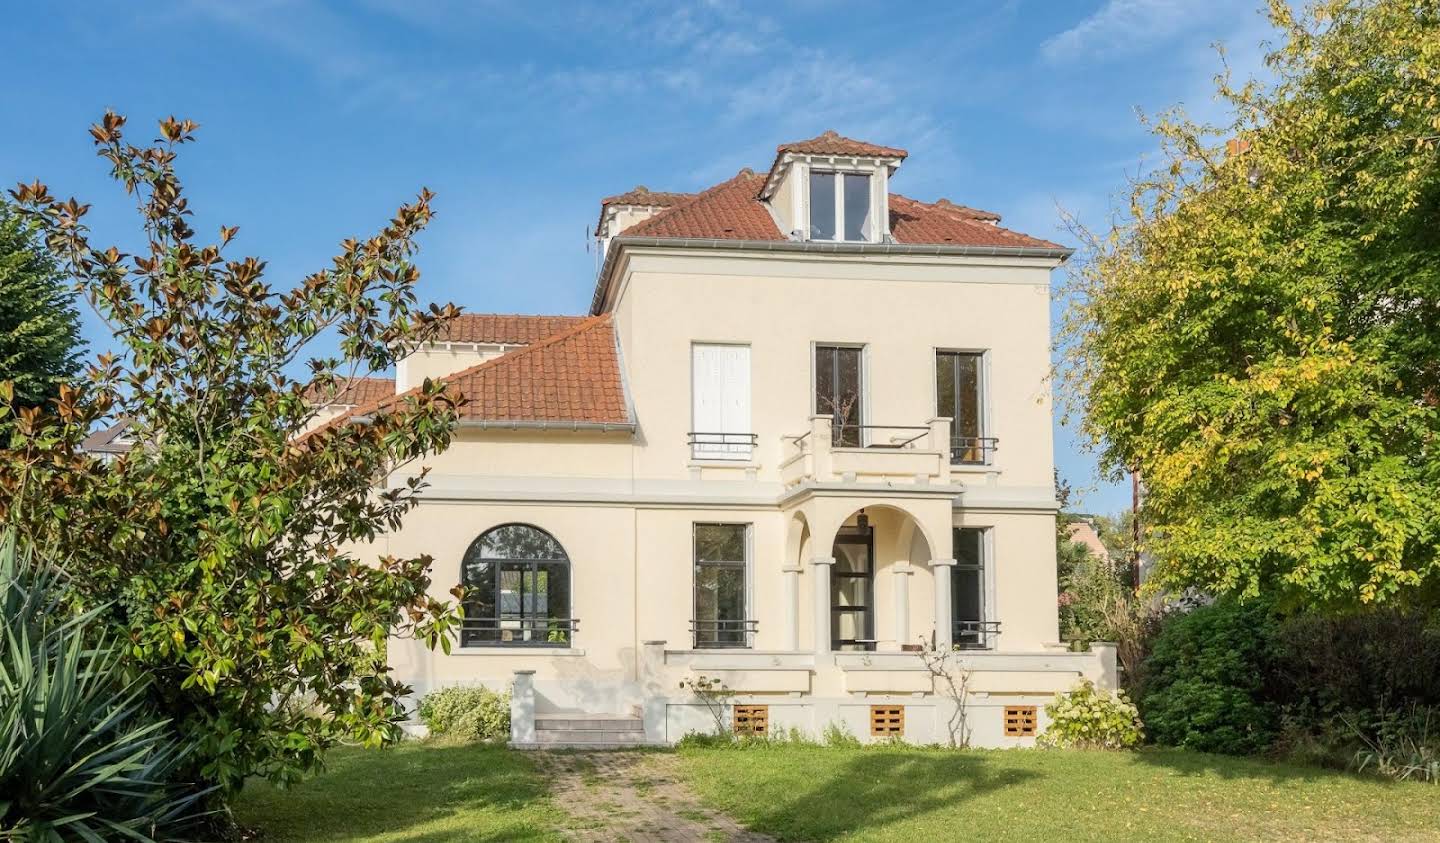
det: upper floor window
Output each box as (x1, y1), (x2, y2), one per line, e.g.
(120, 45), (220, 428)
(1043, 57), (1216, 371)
(815, 344), (865, 447)
(937, 350), (990, 464)
(691, 344), (752, 460)
(809, 171), (872, 242)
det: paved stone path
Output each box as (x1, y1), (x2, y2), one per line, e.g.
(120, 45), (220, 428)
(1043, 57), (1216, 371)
(535, 751), (775, 843)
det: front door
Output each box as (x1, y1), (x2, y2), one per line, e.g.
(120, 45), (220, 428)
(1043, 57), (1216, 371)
(831, 523), (875, 651)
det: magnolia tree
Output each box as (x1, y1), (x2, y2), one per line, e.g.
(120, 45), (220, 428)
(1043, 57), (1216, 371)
(2, 113), (464, 790)
(1061, 0), (1440, 608)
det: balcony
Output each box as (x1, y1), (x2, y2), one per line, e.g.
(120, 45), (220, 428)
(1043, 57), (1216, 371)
(780, 416), (952, 487)
(951, 436), (999, 466)
(460, 617), (579, 648)
(687, 431), (757, 462)
(690, 618), (759, 649)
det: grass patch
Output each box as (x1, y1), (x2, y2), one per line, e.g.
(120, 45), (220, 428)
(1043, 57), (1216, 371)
(232, 743), (560, 842)
(676, 745), (1440, 842)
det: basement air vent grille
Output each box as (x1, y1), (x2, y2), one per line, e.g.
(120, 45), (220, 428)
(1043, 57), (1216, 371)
(733, 705), (769, 737)
(1004, 705), (1038, 737)
(869, 705), (905, 737)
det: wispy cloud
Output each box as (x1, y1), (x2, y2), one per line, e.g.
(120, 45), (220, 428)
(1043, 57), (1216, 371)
(1040, 0), (1251, 64)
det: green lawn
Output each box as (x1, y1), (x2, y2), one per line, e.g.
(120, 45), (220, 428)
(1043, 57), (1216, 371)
(676, 745), (1440, 842)
(232, 743), (561, 842)
(234, 742), (1440, 842)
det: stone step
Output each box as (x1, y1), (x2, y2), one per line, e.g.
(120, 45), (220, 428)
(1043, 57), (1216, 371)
(536, 717), (641, 731)
(534, 728), (647, 745)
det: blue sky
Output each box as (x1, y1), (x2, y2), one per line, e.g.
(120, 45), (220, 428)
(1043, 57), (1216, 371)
(0, 0), (1277, 515)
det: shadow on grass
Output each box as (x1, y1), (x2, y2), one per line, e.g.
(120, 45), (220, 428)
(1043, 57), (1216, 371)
(233, 743), (556, 843)
(721, 749), (1040, 841)
(1128, 745), (1396, 787)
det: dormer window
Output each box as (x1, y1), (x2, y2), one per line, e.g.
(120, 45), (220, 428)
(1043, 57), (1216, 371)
(808, 171), (873, 242)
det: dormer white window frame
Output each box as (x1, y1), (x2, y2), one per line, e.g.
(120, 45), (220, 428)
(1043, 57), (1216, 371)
(766, 153), (887, 243)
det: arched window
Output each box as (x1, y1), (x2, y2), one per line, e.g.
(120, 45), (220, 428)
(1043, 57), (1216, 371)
(461, 524), (573, 647)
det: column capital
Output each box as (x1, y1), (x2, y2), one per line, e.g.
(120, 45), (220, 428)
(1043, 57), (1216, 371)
(929, 557), (958, 568)
(782, 565), (804, 574)
(890, 563), (916, 575)
(809, 555), (836, 567)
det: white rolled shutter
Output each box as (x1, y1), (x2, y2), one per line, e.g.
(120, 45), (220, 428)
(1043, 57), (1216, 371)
(692, 344), (751, 460)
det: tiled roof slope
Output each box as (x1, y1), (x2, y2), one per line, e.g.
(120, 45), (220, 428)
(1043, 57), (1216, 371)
(888, 195), (1061, 249)
(621, 170), (785, 240)
(437, 313), (588, 344)
(328, 315), (630, 428)
(776, 130), (908, 159)
(614, 176), (1061, 249)
(600, 186), (695, 208)
(303, 376), (395, 407)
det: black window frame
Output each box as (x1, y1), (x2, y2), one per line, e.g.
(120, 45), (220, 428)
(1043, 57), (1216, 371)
(815, 343), (866, 448)
(936, 349), (988, 464)
(693, 523), (751, 649)
(831, 522), (876, 652)
(460, 523), (574, 648)
(952, 526), (990, 650)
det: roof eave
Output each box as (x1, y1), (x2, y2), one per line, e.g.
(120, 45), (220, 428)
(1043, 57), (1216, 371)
(590, 236), (1074, 314)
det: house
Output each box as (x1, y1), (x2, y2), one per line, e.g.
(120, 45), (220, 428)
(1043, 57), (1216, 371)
(329, 131), (1117, 747)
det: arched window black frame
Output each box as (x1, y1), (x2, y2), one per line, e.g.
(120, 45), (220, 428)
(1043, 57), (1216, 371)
(460, 524), (574, 647)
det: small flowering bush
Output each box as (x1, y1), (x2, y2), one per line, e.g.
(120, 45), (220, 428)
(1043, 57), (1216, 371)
(1037, 680), (1143, 750)
(418, 686), (510, 742)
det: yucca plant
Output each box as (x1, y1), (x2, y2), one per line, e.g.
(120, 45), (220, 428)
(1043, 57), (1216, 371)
(0, 532), (210, 841)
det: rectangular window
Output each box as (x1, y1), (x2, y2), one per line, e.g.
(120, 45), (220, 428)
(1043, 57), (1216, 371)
(815, 344), (864, 448)
(936, 351), (987, 463)
(953, 527), (989, 649)
(843, 173), (872, 241)
(694, 524), (750, 648)
(808, 171), (837, 240)
(691, 344), (752, 460)
(809, 171), (872, 242)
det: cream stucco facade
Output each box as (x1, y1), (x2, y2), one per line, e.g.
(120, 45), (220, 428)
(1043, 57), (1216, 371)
(357, 137), (1115, 747)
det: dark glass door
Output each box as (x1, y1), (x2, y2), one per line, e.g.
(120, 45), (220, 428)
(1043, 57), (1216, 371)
(831, 524), (875, 651)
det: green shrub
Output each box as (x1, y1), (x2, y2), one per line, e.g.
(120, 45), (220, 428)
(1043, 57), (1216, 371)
(1139, 598), (1279, 755)
(417, 685), (510, 742)
(1038, 680), (1143, 750)
(1351, 704), (1440, 784)
(0, 532), (210, 840)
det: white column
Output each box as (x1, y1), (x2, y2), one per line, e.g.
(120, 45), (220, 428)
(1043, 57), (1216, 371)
(892, 563), (914, 648)
(810, 556), (835, 655)
(510, 670), (536, 745)
(782, 565), (802, 650)
(930, 558), (956, 651)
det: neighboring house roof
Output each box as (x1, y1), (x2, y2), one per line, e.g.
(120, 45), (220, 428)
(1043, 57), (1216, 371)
(436, 313), (589, 345)
(775, 130), (908, 159)
(303, 376), (395, 407)
(317, 314), (631, 435)
(1066, 520), (1111, 563)
(80, 418), (136, 455)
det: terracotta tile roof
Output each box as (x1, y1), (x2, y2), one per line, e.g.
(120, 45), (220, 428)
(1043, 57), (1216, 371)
(888, 194), (1062, 249)
(775, 130), (908, 159)
(437, 313), (589, 345)
(600, 186), (695, 208)
(621, 170), (785, 240)
(324, 315), (631, 430)
(303, 376), (395, 407)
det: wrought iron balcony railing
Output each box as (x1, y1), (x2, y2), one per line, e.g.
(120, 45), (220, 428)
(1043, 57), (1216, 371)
(951, 436), (999, 465)
(687, 431), (758, 460)
(952, 619), (1001, 650)
(690, 618), (758, 649)
(460, 617), (578, 648)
